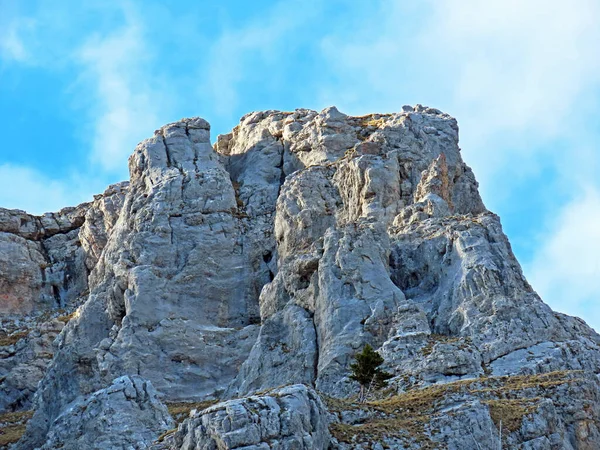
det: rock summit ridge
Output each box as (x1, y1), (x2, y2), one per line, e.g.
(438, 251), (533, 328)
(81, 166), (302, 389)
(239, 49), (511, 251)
(1, 105), (599, 449)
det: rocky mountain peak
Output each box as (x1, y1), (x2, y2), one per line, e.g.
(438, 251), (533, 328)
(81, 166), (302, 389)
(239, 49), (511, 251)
(2, 106), (600, 449)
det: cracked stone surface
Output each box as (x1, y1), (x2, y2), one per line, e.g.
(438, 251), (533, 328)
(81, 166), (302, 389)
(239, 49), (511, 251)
(327, 370), (600, 449)
(4, 105), (600, 448)
(163, 384), (330, 450)
(0, 183), (127, 415)
(0, 181), (127, 316)
(0, 317), (65, 412)
(39, 375), (173, 450)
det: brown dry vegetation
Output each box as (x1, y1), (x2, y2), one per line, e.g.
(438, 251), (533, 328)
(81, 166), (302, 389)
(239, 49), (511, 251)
(419, 334), (463, 357)
(326, 370), (580, 447)
(157, 400), (219, 443)
(355, 114), (391, 129)
(0, 331), (28, 347)
(57, 312), (76, 323)
(166, 400), (218, 424)
(485, 398), (541, 432)
(0, 410), (33, 447)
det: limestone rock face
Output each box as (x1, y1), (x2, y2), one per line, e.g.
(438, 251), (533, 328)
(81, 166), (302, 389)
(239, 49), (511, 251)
(6, 105), (600, 449)
(0, 205), (87, 315)
(40, 376), (172, 450)
(231, 305), (318, 397)
(18, 118), (271, 449)
(164, 384), (330, 450)
(0, 183), (128, 416)
(79, 182), (129, 273)
(0, 182), (128, 315)
(0, 318), (64, 412)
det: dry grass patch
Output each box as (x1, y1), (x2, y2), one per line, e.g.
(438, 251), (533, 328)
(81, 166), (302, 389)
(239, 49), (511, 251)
(420, 334), (463, 357)
(57, 312), (76, 323)
(160, 400), (220, 443)
(326, 382), (457, 447)
(0, 410), (33, 447)
(0, 423), (27, 447)
(322, 395), (359, 413)
(157, 427), (178, 443)
(352, 114), (393, 141)
(0, 331), (28, 347)
(330, 416), (436, 449)
(356, 115), (390, 129)
(167, 400), (218, 424)
(485, 399), (540, 432)
(473, 370), (580, 396)
(327, 370), (581, 445)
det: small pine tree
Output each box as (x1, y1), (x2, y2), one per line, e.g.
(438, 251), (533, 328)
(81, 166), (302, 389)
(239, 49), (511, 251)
(349, 344), (393, 402)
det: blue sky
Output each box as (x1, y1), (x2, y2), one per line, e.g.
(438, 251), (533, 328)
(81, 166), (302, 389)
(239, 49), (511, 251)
(1, 0), (599, 330)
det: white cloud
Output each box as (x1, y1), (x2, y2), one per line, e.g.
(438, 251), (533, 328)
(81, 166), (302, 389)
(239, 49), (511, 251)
(424, 0), (600, 142)
(0, 23), (27, 61)
(202, 0), (322, 117)
(527, 187), (600, 332)
(320, 0), (600, 163)
(0, 164), (89, 214)
(0, 3), (35, 64)
(75, 8), (168, 174)
(2, 2), (170, 178)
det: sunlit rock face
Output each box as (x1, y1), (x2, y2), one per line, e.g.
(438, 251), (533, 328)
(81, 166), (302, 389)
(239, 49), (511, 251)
(6, 105), (600, 449)
(0, 183), (127, 414)
(39, 375), (173, 450)
(161, 384), (331, 450)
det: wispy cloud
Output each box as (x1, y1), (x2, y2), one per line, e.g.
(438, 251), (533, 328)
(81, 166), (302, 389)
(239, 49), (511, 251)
(0, 164), (82, 214)
(321, 0), (600, 148)
(1, 1), (175, 209)
(0, 0), (34, 64)
(75, 6), (169, 175)
(423, 0), (600, 146)
(527, 186), (600, 331)
(201, 0), (322, 118)
(0, 24), (27, 62)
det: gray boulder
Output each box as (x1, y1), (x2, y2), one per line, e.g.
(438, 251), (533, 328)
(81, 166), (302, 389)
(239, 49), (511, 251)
(165, 384), (330, 450)
(40, 375), (173, 450)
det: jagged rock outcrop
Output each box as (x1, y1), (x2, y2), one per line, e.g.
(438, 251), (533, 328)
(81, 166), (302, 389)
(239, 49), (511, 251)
(40, 376), (172, 449)
(0, 183), (128, 417)
(0, 317), (65, 413)
(4, 105), (600, 449)
(162, 384), (330, 450)
(0, 205), (87, 315)
(0, 181), (127, 315)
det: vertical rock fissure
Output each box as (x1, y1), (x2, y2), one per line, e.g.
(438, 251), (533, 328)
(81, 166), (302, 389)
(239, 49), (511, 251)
(162, 134), (172, 168)
(311, 316), (320, 385)
(276, 137), (287, 197)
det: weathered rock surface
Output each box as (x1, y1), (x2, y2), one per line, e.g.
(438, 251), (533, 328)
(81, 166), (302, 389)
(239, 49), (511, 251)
(0, 183), (128, 417)
(0, 182), (128, 315)
(163, 384), (330, 450)
(4, 105), (600, 448)
(0, 205), (86, 315)
(327, 370), (600, 449)
(0, 317), (65, 413)
(40, 375), (172, 450)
